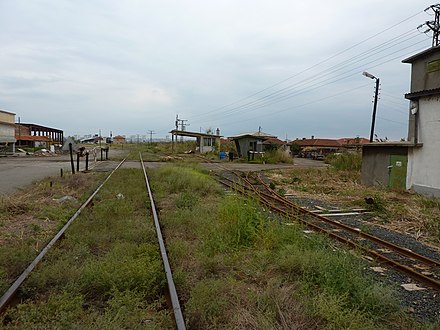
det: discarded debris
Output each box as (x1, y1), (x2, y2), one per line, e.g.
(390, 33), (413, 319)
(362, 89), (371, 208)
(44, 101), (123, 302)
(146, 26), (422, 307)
(116, 193), (125, 200)
(370, 266), (387, 274)
(54, 196), (79, 204)
(401, 283), (426, 291)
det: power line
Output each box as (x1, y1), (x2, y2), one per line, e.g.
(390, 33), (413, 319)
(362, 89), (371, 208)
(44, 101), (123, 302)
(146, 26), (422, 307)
(197, 40), (429, 124)
(192, 9), (425, 120)
(193, 30), (427, 123)
(212, 83), (371, 128)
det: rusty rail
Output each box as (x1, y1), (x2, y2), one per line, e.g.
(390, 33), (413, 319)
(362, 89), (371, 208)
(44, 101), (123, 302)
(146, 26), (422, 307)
(0, 158), (126, 314)
(216, 171), (440, 291)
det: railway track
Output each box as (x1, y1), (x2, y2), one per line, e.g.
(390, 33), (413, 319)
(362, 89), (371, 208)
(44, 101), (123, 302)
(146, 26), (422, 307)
(0, 155), (185, 329)
(214, 169), (440, 291)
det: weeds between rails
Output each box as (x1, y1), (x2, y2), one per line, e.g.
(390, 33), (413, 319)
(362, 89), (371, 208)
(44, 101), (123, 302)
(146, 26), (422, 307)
(218, 171), (440, 291)
(0, 156), (182, 329)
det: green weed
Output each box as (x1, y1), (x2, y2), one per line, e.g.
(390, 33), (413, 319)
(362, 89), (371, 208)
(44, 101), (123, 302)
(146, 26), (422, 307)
(326, 152), (362, 171)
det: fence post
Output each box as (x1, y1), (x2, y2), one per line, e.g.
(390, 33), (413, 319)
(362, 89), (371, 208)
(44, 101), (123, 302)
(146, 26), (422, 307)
(69, 143), (75, 174)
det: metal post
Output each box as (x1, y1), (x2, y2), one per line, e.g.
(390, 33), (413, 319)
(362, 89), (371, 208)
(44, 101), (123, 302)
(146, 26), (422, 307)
(105, 148), (109, 160)
(100, 148), (103, 161)
(76, 152), (80, 172)
(69, 143), (75, 174)
(85, 152), (89, 171)
(369, 78), (380, 142)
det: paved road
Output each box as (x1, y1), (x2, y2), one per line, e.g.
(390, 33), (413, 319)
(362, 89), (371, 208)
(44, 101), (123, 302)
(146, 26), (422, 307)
(0, 148), (129, 195)
(0, 153), (325, 195)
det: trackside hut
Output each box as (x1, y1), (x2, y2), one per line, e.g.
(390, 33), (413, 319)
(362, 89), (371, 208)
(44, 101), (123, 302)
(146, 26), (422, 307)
(228, 131), (277, 157)
(170, 129), (221, 154)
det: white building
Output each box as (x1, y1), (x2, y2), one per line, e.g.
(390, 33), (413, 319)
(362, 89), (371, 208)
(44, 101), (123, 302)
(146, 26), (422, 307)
(403, 46), (440, 197)
(0, 110), (16, 154)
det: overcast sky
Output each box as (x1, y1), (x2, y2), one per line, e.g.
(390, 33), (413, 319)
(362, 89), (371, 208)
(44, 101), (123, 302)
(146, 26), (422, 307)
(0, 0), (434, 140)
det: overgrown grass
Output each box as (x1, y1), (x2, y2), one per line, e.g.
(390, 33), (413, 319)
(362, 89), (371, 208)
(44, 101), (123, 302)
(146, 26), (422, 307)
(246, 149), (293, 164)
(1, 169), (172, 328)
(0, 173), (105, 294)
(150, 164), (426, 329)
(325, 151), (362, 171)
(266, 167), (440, 244)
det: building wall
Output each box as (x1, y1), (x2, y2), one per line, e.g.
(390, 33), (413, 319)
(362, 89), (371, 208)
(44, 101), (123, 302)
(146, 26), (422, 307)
(0, 111), (14, 124)
(235, 137), (264, 157)
(200, 137), (217, 154)
(407, 96), (440, 197)
(0, 124), (15, 140)
(409, 51), (440, 93)
(15, 125), (31, 136)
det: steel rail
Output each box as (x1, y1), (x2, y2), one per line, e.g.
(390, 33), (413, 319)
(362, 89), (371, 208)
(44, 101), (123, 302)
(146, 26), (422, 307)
(0, 158), (127, 314)
(139, 153), (186, 330)
(250, 173), (440, 268)
(216, 173), (440, 291)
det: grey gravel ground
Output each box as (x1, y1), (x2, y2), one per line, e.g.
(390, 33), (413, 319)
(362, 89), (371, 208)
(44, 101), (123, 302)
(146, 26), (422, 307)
(289, 195), (440, 324)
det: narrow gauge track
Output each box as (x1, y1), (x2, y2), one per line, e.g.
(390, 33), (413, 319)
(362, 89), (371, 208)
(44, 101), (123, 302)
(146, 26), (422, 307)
(0, 156), (186, 329)
(214, 168), (440, 291)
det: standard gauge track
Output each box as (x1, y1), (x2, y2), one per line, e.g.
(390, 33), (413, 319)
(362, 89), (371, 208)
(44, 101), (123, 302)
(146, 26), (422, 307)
(1, 155), (186, 329)
(0, 158), (126, 314)
(215, 169), (440, 291)
(139, 152), (185, 330)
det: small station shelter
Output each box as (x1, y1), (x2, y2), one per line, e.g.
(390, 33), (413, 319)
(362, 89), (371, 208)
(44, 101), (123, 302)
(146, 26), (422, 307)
(228, 131), (277, 158)
(170, 129), (221, 154)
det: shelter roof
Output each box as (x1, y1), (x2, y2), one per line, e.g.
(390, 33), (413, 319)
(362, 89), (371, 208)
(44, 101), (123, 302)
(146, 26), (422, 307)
(113, 135), (126, 139)
(170, 129), (222, 138)
(362, 141), (422, 148)
(228, 131), (277, 139)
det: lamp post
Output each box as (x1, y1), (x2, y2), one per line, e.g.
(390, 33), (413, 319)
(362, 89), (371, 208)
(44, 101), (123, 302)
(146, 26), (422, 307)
(362, 71), (380, 142)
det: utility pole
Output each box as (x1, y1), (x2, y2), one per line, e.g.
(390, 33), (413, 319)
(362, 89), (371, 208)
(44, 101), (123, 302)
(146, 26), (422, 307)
(371, 77), (380, 142)
(175, 115), (189, 142)
(362, 71), (380, 142)
(147, 130), (156, 143)
(18, 116), (21, 147)
(419, 4), (440, 46)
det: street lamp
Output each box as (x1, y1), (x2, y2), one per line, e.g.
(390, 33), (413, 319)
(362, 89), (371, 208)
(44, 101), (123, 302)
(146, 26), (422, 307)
(362, 71), (380, 142)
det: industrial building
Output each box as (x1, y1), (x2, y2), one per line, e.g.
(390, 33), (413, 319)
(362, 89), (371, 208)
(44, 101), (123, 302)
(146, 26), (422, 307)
(16, 123), (64, 148)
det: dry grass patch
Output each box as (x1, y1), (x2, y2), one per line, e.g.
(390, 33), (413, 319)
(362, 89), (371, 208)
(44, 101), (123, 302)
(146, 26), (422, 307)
(0, 172), (104, 292)
(265, 167), (440, 245)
